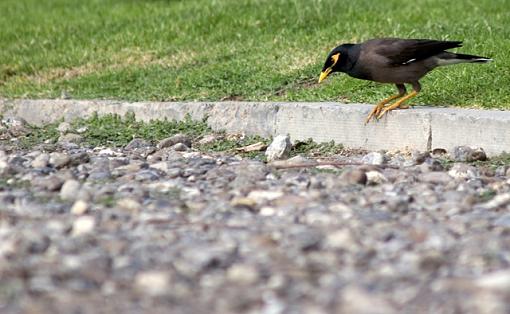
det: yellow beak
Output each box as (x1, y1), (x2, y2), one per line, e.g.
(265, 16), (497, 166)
(318, 68), (331, 83)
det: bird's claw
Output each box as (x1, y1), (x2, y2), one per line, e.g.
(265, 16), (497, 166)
(365, 104), (385, 124)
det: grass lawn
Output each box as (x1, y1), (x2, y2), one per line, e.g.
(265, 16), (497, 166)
(1, 0), (509, 108)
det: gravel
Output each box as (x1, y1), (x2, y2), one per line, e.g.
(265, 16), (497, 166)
(0, 126), (510, 313)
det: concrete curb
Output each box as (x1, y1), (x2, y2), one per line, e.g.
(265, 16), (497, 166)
(1, 99), (509, 156)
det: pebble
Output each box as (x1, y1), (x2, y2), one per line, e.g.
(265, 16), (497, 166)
(452, 146), (487, 162)
(227, 264), (259, 284)
(157, 134), (192, 149)
(60, 179), (81, 201)
(57, 122), (72, 134)
(198, 134), (219, 145)
(31, 153), (50, 168)
(265, 135), (291, 162)
(448, 163), (480, 180)
(365, 171), (387, 185)
(49, 152), (71, 168)
(172, 143), (189, 151)
(475, 270), (510, 291)
(340, 169), (367, 185)
(361, 152), (386, 165)
(134, 271), (171, 296)
(125, 138), (151, 150)
(71, 200), (89, 215)
(421, 171), (452, 184)
(481, 193), (510, 211)
(72, 216), (96, 236)
(0, 121), (509, 313)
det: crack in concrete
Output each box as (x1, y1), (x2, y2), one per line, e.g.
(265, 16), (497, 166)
(427, 123), (432, 151)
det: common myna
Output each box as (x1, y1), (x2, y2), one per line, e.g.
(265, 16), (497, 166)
(318, 38), (492, 123)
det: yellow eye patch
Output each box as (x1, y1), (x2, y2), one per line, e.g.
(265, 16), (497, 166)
(331, 53), (340, 65)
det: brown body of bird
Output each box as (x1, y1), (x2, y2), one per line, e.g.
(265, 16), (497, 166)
(318, 38), (492, 123)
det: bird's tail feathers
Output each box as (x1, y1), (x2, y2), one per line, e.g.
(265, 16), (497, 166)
(437, 53), (492, 66)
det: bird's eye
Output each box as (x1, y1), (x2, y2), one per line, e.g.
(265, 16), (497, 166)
(331, 53), (340, 65)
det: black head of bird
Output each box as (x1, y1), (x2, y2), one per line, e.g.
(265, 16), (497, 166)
(318, 38), (492, 123)
(318, 44), (357, 83)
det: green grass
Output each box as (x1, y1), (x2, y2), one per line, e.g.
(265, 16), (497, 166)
(1, 0), (509, 108)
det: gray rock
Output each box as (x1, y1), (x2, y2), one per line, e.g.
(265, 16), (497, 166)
(2, 117), (29, 137)
(412, 151), (431, 164)
(57, 121), (72, 134)
(448, 163), (480, 180)
(362, 152), (386, 165)
(420, 171), (452, 184)
(340, 169), (367, 185)
(172, 143), (189, 152)
(69, 152), (90, 166)
(60, 179), (81, 201)
(157, 134), (192, 149)
(31, 153), (50, 168)
(124, 138), (151, 150)
(365, 171), (388, 185)
(198, 134), (219, 145)
(135, 169), (161, 181)
(265, 135), (291, 162)
(32, 175), (64, 191)
(482, 193), (510, 211)
(452, 146), (487, 162)
(49, 152), (71, 168)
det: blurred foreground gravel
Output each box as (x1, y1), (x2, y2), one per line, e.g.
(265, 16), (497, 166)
(1, 120), (510, 314)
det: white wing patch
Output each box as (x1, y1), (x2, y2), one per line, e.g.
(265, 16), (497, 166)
(402, 58), (417, 65)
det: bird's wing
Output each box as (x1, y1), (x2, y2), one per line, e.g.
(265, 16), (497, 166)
(369, 39), (463, 65)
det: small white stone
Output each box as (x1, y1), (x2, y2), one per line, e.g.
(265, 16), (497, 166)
(135, 271), (171, 296)
(476, 270), (510, 291)
(31, 153), (50, 168)
(150, 161), (169, 173)
(260, 206), (276, 216)
(227, 264), (259, 284)
(265, 135), (292, 162)
(362, 152), (386, 165)
(117, 198), (141, 213)
(72, 216), (95, 236)
(76, 126), (88, 134)
(0, 160), (8, 175)
(60, 179), (81, 201)
(198, 134), (218, 145)
(57, 122), (72, 134)
(247, 190), (284, 203)
(71, 200), (89, 215)
(325, 229), (356, 250)
(97, 148), (123, 157)
(49, 152), (70, 168)
(480, 193), (510, 210)
(172, 143), (189, 152)
(365, 171), (388, 185)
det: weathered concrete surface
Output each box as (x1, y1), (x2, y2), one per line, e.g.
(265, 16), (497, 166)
(1, 99), (509, 156)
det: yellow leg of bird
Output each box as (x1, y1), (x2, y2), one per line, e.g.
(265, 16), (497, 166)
(365, 93), (405, 124)
(376, 91), (418, 120)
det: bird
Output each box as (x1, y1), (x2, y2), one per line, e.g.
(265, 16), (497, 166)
(318, 38), (492, 123)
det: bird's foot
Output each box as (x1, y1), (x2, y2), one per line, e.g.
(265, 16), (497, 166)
(365, 103), (385, 124)
(376, 91), (417, 120)
(376, 104), (410, 119)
